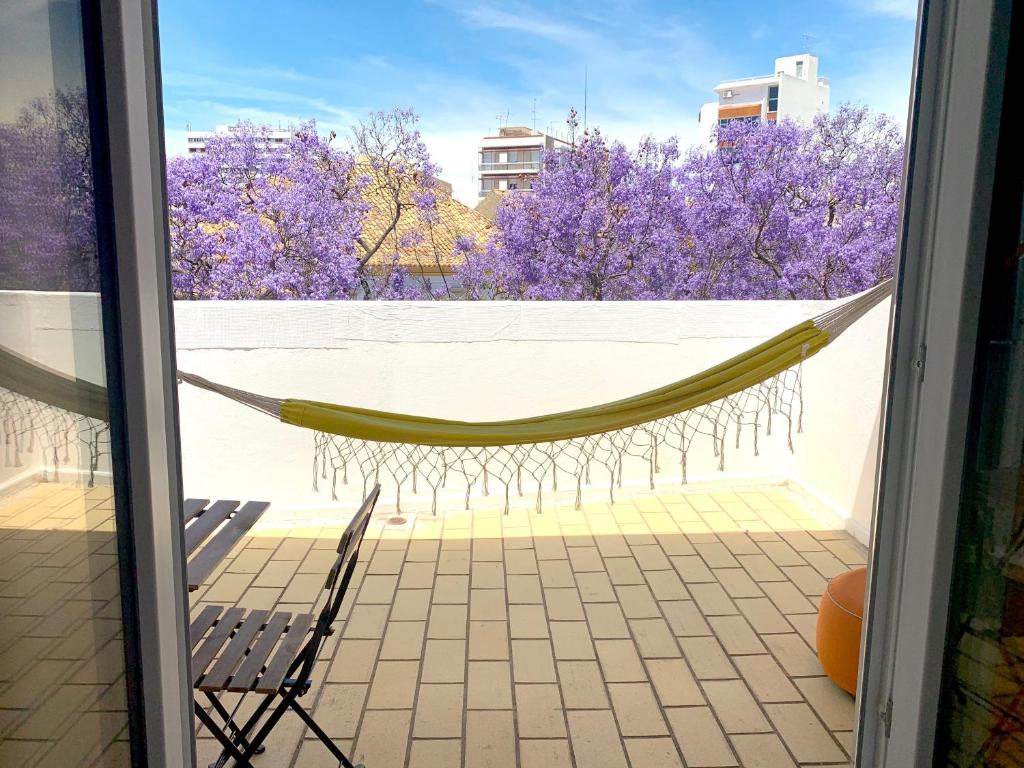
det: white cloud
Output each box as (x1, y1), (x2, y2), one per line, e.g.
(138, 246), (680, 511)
(420, 128), (486, 206)
(164, 126), (188, 158)
(420, 0), (724, 166)
(452, 3), (596, 48)
(830, 44), (914, 130)
(162, 68), (359, 127)
(859, 0), (919, 20)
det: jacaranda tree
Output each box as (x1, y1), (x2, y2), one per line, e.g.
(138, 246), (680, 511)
(459, 110), (686, 300)
(165, 105), (902, 301)
(678, 104), (904, 299)
(350, 108), (446, 299)
(166, 121), (367, 299)
(459, 105), (903, 300)
(166, 108), (449, 299)
(0, 89), (99, 292)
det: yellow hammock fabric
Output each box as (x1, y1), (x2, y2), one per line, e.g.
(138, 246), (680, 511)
(0, 343), (108, 421)
(177, 278), (892, 448)
(280, 320), (828, 447)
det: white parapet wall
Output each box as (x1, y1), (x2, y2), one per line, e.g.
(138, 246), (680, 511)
(1, 290), (891, 544)
(0, 290), (109, 491)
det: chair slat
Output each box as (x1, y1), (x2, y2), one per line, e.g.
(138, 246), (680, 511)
(189, 605), (224, 650)
(186, 501), (269, 591)
(191, 606), (245, 685)
(255, 613), (314, 694)
(200, 609), (270, 692)
(227, 612), (292, 693)
(183, 498), (210, 523)
(337, 485), (380, 554)
(184, 499), (239, 555)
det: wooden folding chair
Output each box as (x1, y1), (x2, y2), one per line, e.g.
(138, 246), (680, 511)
(191, 484), (381, 768)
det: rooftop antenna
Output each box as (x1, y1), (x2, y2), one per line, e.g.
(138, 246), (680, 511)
(583, 65), (588, 132)
(802, 33), (817, 54)
(531, 98), (537, 132)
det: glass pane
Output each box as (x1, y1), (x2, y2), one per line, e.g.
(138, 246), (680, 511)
(0, 0), (130, 765)
(936, 166), (1024, 760)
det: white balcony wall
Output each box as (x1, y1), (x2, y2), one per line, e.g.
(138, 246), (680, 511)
(0, 291), (108, 489)
(1, 291), (890, 543)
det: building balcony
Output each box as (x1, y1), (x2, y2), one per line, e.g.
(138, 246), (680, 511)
(0, 290), (888, 767)
(478, 162), (540, 174)
(0, 477), (864, 767)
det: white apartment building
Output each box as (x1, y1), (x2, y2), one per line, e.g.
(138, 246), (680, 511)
(477, 126), (568, 198)
(184, 123), (293, 154)
(698, 54), (830, 141)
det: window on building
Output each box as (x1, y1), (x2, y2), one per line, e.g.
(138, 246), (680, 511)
(719, 116), (760, 127)
(795, 60), (804, 77)
(767, 85), (779, 112)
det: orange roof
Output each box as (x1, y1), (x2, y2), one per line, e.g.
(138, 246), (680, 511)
(473, 189), (507, 223)
(360, 172), (491, 275)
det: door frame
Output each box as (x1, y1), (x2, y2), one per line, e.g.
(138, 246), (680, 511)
(857, 0), (1016, 764)
(74, 0), (1023, 765)
(85, 0), (194, 764)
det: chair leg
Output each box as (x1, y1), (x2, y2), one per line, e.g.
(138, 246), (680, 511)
(288, 698), (358, 768)
(217, 686), (281, 759)
(204, 692), (266, 755)
(232, 687), (300, 765)
(195, 701), (255, 768)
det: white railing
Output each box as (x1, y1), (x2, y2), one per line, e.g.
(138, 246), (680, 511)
(478, 161), (539, 173)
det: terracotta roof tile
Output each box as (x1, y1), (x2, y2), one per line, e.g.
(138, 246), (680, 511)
(360, 174), (492, 274)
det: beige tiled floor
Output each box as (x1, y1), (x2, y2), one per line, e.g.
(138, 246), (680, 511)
(190, 484), (865, 768)
(0, 481), (130, 767)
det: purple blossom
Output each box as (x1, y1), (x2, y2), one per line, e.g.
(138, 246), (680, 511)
(166, 108), (449, 300)
(0, 89), (99, 291)
(459, 105), (904, 300)
(164, 105), (903, 302)
(166, 121), (367, 299)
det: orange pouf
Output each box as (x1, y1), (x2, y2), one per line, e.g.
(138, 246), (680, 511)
(815, 566), (867, 695)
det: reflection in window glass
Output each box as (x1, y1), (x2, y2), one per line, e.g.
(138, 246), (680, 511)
(938, 161), (1024, 765)
(0, 1), (130, 765)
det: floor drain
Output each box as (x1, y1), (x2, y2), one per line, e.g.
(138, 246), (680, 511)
(387, 516), (407, 526)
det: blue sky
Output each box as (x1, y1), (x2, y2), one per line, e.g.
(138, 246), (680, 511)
(158, 0), (918, 204)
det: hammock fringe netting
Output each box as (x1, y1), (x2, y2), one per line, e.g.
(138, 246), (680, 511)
(0, 345), (109, 486)
(1, 279), (892, 512)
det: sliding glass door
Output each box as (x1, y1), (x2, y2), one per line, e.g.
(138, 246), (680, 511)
(1, 0), (193, 765)
(934, 4), (1024, 761)
(0, 0), (134, 764)
(859, 1), (1019, 764)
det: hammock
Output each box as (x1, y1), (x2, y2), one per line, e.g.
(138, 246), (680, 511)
(0, 344), (109, 483)
(177, 279), (893, 511)
(1, 279), (891, 510)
